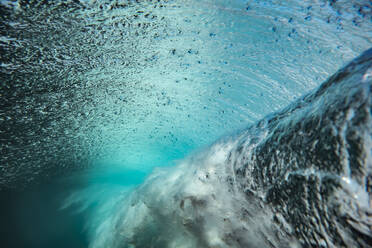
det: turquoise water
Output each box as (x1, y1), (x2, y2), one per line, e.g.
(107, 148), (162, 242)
(0, 0), (371, 247)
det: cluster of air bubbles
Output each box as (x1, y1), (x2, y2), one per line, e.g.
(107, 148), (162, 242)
(0, 0), (371, 188)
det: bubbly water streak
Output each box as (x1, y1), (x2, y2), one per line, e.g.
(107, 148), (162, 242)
(1, 0), (371, 187)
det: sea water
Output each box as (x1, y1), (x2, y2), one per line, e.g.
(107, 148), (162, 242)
(0, 0), (371, 247)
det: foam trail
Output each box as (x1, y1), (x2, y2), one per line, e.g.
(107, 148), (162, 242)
(78, 48), (372, 248)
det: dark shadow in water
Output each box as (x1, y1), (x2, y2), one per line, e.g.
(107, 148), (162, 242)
(0, 166), (148, 248)
(0, 182), (89, 248)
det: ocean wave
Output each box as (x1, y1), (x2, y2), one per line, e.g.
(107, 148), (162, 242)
(83, 48), (372, 248)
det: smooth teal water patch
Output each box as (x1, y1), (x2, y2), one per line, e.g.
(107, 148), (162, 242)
(0, 181), (89, 248)
(77, 166), (148, 186)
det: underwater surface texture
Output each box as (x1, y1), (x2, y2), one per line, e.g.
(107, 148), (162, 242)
(90, 48), (371, 248)
(0, 0), (371, 248)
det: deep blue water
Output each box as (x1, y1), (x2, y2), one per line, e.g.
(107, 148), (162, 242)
(0, 0), (371, 247)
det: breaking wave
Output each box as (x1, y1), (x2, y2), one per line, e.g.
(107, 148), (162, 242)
(64, 48), (372, 248)
(1, 0), (371, 247)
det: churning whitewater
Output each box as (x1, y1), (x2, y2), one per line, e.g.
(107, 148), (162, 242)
(68, 49), (372, 248)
